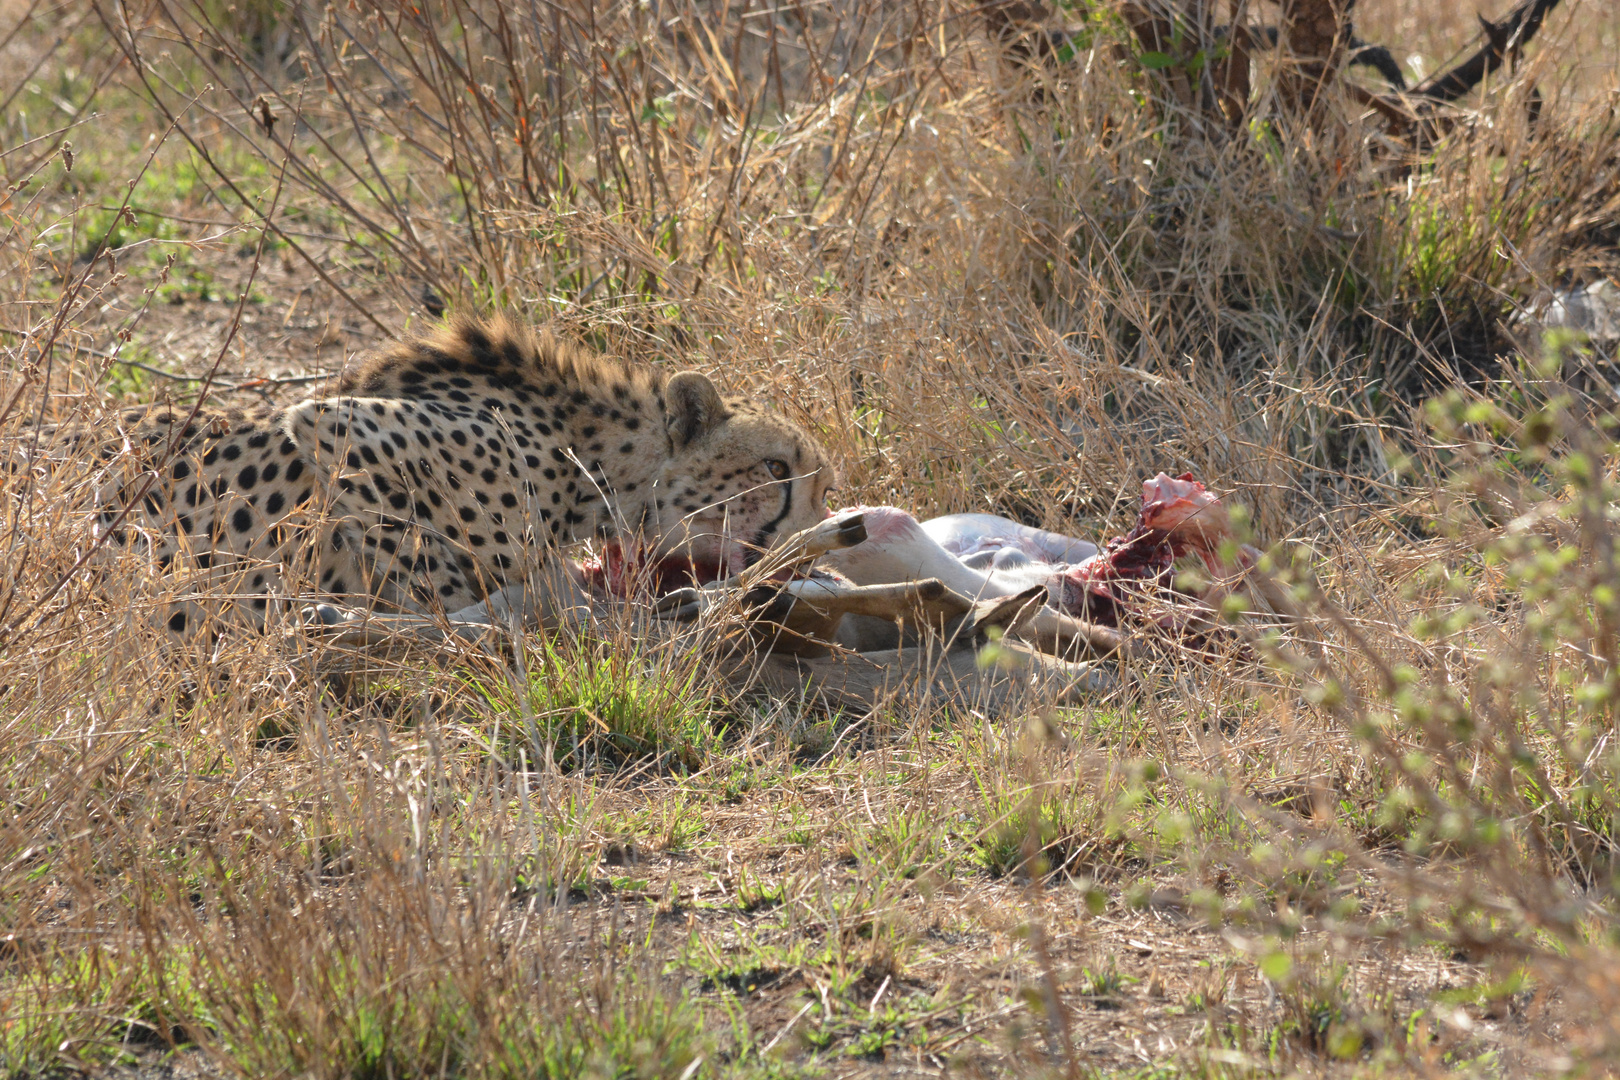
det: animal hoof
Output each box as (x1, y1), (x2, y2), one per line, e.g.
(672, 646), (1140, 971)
(656, 600), (704, 622)
(833, 511), (867, 548)
(303, 603), (352, 628)
(654, 587), (703, 614)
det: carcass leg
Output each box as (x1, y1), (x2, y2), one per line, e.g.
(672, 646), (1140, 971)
(303, 553), (596, 648)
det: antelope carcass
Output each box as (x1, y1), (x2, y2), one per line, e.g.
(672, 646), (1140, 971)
(307, 474), (1276, 713)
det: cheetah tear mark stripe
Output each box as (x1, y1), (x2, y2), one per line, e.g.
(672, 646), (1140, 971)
(747, 476), (796, 565)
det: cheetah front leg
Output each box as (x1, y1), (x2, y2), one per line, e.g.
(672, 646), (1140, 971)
(305, 552), (596, 647)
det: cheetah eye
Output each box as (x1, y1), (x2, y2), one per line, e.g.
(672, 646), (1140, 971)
(764, 459), (791, 481)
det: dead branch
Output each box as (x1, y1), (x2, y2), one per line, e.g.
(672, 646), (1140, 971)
(1412, 0), (1563, 102)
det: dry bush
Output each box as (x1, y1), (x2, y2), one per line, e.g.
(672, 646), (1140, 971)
(5, 0), (1620, 1075)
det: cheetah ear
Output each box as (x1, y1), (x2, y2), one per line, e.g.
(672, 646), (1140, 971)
(665, 371), (726, 449)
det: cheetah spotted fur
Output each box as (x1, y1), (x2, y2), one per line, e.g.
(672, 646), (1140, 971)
(51, 317), (836, 635)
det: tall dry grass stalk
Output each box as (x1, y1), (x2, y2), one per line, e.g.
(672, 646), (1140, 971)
(4, 0), (1620, 1074)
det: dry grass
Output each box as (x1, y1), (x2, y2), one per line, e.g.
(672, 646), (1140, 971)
(5, 0), (1620, 1076)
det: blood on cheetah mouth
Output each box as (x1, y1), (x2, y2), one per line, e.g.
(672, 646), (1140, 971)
(578, 542), (726, 598)
(578, 522), (789, 599)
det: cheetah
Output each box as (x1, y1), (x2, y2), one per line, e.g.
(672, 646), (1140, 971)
(44, 316), (837, 637)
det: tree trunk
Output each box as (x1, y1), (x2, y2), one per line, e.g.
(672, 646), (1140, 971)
(1277, 0), (1354, 115)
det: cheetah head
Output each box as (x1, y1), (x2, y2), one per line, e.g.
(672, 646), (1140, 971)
(647, 371), (836, 578)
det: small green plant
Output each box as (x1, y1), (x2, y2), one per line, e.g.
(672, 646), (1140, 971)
(75, 201), (179, 261)
(469, 636), (722, 772)
(971, 787), (1100, 879)
(734, 864), (786, 913)
(152, 262), (219, 305)
(0, 946), (210, 1075)
(772, 807), (815, 849)
(853, 807), (939, 879)
(99, 344), (163, 401)
(637, 789), (705, 853)
(684, 935), (831, 998)
(1264, 959), (1369, 1061)
(1077, 961), (1133, 1009)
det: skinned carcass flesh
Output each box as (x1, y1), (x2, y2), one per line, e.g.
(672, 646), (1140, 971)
(820, 472), (1263, 638)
